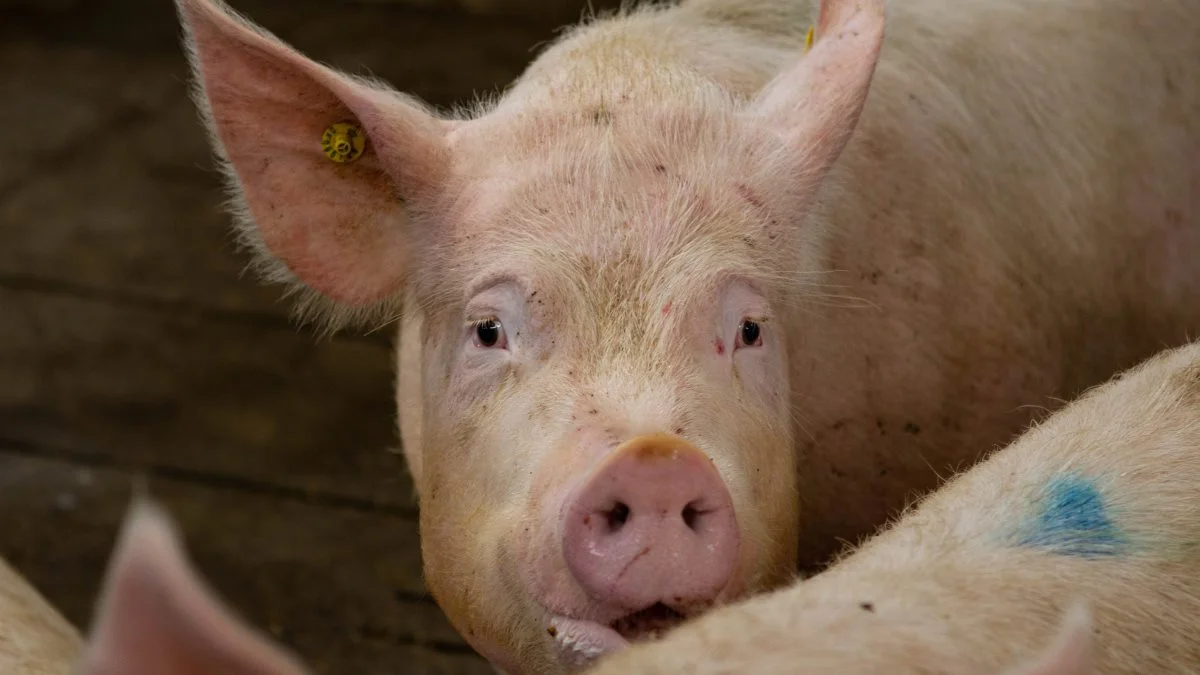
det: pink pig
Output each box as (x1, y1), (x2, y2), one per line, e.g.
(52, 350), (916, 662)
(173, 0), (1200, 672)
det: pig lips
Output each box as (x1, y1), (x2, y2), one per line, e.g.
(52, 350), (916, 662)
(549, 603), (688, 670)
(610, 602), (687, 641)
(548, 617), (628, 670)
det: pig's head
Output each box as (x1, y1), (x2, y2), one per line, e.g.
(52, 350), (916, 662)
(175, 0), (885, 671)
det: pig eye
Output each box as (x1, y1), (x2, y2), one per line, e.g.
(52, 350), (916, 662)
(737, 319), (763, 349)
(472, 318), (507, 349)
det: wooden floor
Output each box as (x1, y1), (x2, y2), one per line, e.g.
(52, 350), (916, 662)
(0, 1), (575, 672)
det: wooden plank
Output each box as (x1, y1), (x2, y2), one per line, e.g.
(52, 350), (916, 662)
(0, 451), (490, 675)
(281, 2), (563, 107)
(0, 41), (180, 191)
(0, 0), (315, 57)
(0, 96), (294, 320)
(0, 285), (414, 509)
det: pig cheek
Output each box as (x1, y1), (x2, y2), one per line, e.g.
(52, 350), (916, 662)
(423, 553), (528, 675)
(424, 351), (521, 503)
(416, 395), (519, 600)
(418, 433), (531, 673)
(443, 382), (583, 612)
(513, 425), (613, 615)
(724, 427), (798, 594)
(699, 374), (797, 592)
(743, 355), (800, 585)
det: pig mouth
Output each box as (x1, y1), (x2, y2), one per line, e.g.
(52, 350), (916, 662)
(548, 602), (691, 670)
(610, 602), (687, 641)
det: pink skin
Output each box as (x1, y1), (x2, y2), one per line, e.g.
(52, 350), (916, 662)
(527, 435), (742, 660)
(172, 0), (881, 672)
(561, 437), (739, 612)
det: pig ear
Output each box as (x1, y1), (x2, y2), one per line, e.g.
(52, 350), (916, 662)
(743, 0), (885, 189)
(1001, 602), (1095, 675)
(176, 0), (452, 327)
(76, 499), (311, 675)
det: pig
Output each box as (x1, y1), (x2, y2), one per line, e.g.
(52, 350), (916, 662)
(72, 497), (1096, 675)
(582, 340), (1200, 675)
(172, 0), (1200, 671)
(0, 557), (82, 674)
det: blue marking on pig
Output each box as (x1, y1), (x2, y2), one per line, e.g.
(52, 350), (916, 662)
(1016, 473), (1127, 557)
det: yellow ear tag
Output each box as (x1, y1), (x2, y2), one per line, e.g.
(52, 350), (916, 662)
(321, 121), (366, 164)
(804, 24), (815, 53)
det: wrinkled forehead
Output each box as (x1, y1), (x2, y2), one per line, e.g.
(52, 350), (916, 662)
(413, 106), (777, 312)
(448, 98), (765, 191)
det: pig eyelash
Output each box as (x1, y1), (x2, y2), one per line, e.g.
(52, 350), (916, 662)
(467, 316), (508, 350)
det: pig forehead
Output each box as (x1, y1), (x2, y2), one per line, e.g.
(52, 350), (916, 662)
(419, 106), (783, 309)
(447, 101), (768, 182)
(442, 136), (772, 258)
(439, 172), (769, 309)
(459, 236), (755, 313)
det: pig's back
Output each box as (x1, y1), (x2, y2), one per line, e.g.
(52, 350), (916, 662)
(830, 0), (1200, 390)
(0, 557), (82, 674)
(835, 340), (1200, 672)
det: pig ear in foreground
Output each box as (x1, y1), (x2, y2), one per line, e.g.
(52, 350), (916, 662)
(176, 0), (452, 325)
(744, 0), (885, 191)
(1001, 602), (1095, 675)
(75, 499), (310, 675)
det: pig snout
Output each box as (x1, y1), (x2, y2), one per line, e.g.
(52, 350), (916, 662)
(562, 434), (739, 612)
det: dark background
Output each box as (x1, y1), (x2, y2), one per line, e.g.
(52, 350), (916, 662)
(0, 0), (616, 672)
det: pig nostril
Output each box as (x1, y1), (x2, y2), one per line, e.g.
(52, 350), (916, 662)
(605, 502), (631, 532)
(564, 439), (741, 613)
(681, 502), (700, 531)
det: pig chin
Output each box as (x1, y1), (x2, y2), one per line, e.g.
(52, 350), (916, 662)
(511, 433), (750, 672)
